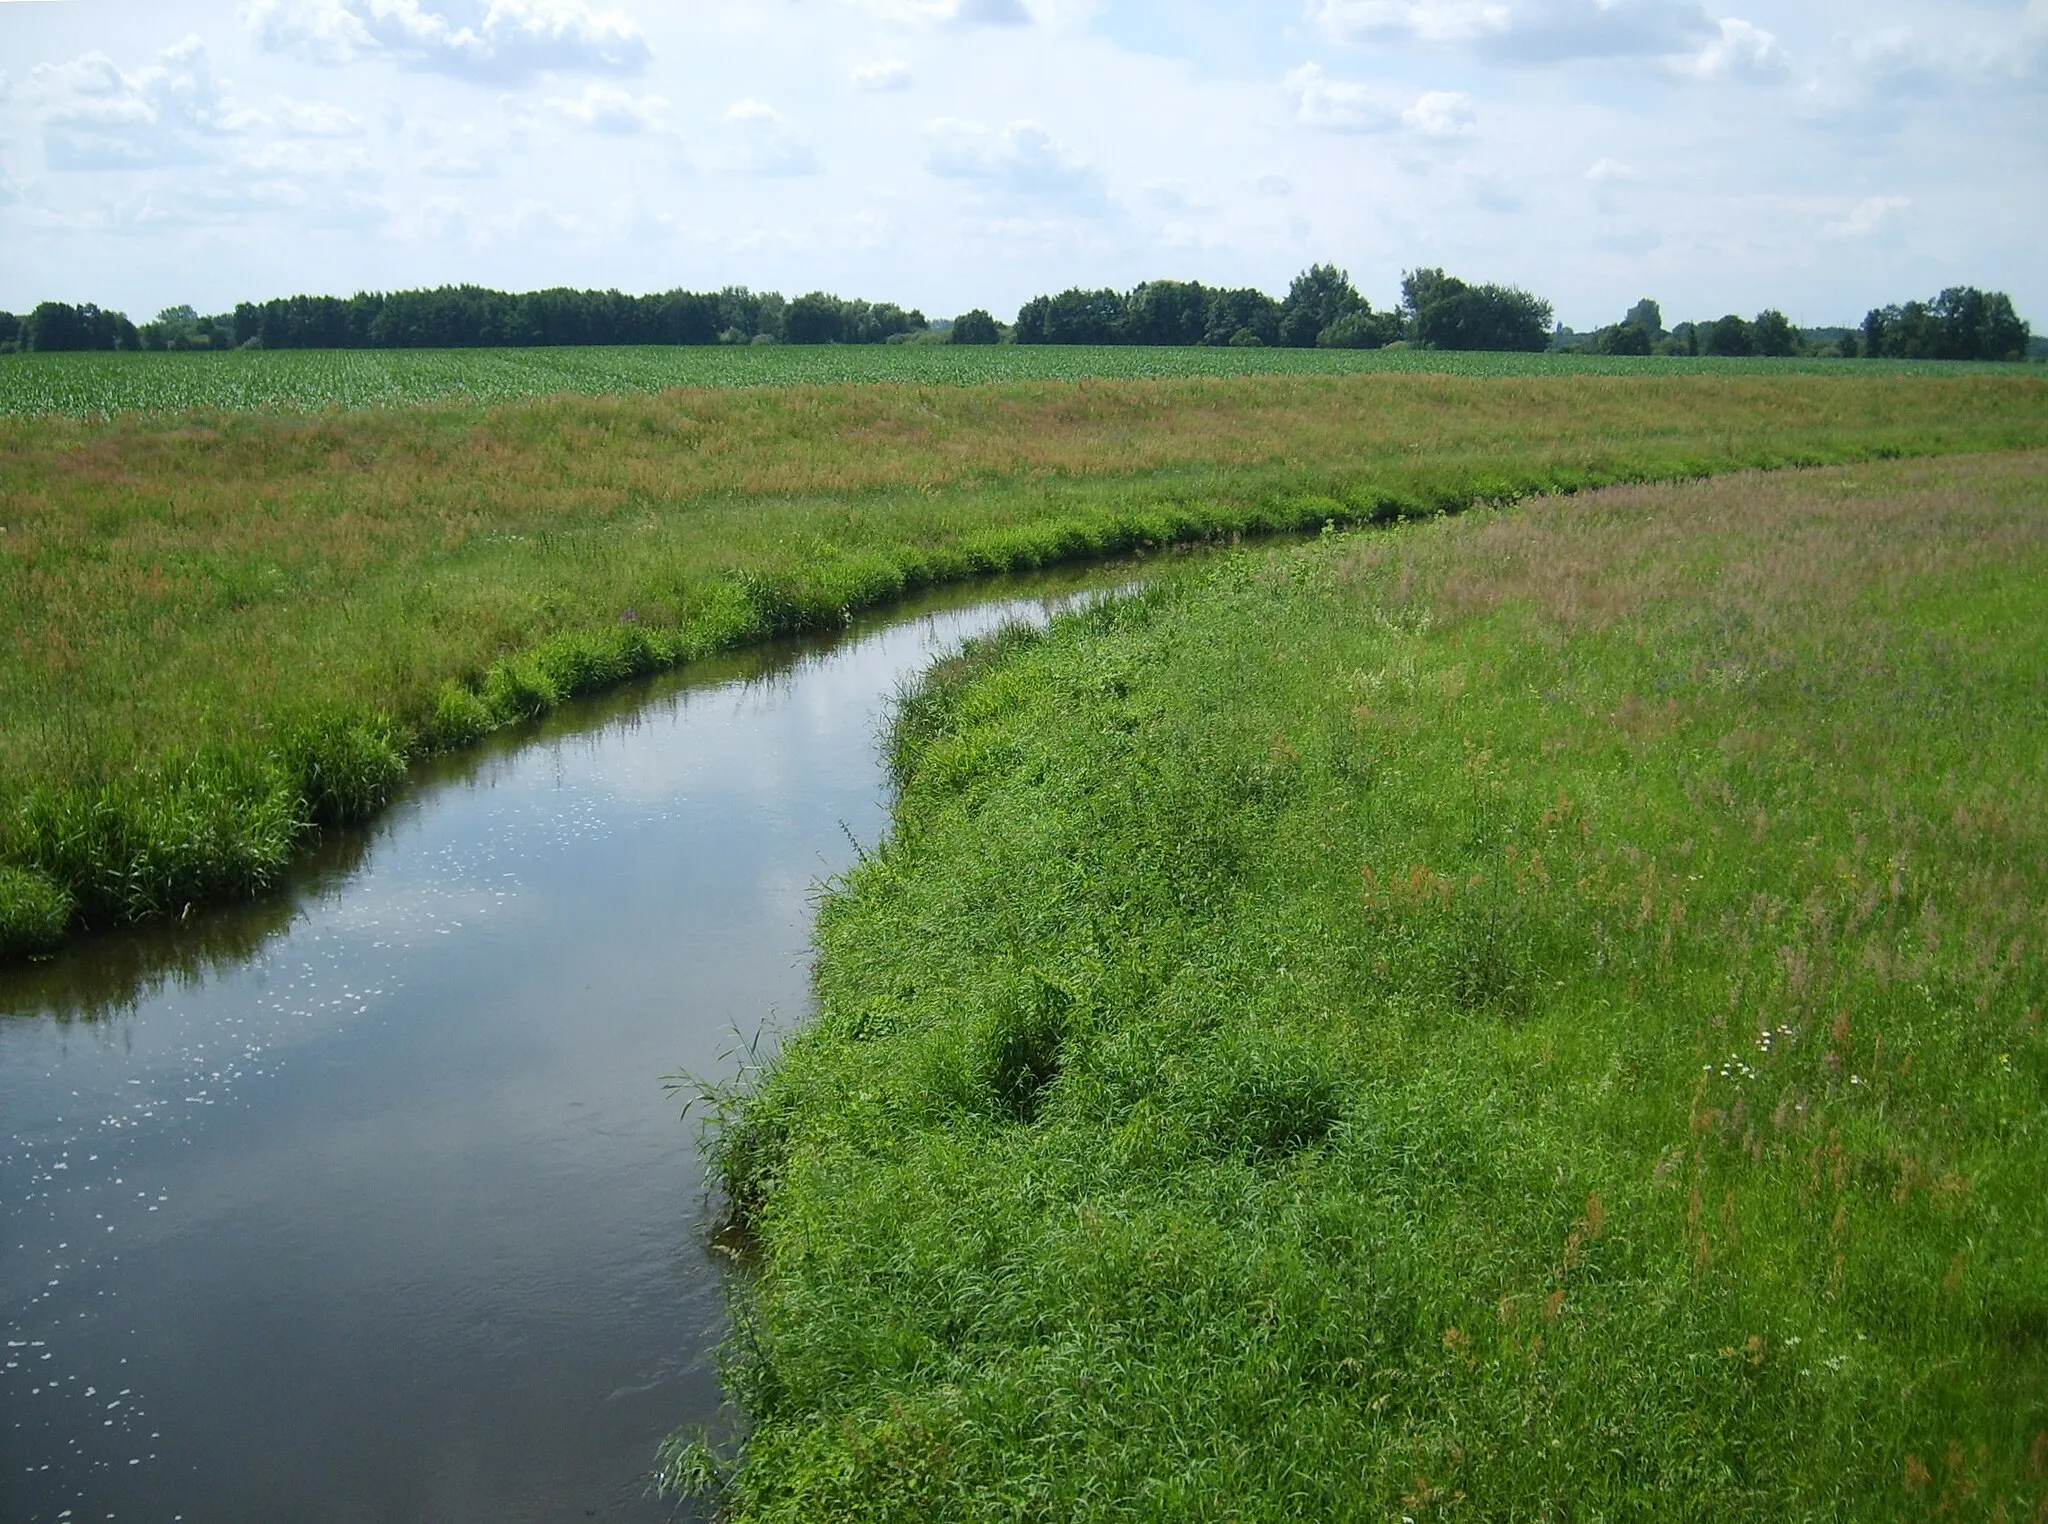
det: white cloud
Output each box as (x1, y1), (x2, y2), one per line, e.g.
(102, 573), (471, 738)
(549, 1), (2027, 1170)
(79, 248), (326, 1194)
(1141, 177), (1216, 212)
(1459, 164), (1523, 211)
(245, 0), (651, 82)
(1827, 194), (1909, 239)
(1283, 63), (1401, 130)
(1403, 89), (1476, 136)
(702, 99), (817, 177)
(1842, 27), (1949, 97)
(495, 196), (578, 238)
(1253, 171), (1294, 196)
(924, 119), (1104, 204)
(1310, 0), (1715, 64)
(422, 150), (496, 176)
(34, 38), (246, 172)
(1284, 65), (1474, 138)
(1584, 156), (1638, 182)
(1678, 17), (1787, 81)
(545, 82), (668, 133)
(272, 98), (367, 136)
(851, 60), (913, 93)
(828, 0), (1029, 24)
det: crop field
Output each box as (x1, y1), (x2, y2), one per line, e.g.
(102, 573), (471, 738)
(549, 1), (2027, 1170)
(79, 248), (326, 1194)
(0, 342), (2030, 420)
(688, 451), (2048, 1519)
(0, 366), (2042, 957)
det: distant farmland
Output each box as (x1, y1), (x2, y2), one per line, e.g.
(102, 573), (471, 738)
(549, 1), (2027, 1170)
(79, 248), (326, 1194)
(0, 342), (2035, 419)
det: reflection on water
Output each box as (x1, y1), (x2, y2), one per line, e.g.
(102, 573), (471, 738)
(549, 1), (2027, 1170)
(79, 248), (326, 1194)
(0, 562), (1144, 1524)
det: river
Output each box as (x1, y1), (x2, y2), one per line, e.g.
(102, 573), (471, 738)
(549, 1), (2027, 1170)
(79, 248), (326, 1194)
(0, 564), (1141, 1522)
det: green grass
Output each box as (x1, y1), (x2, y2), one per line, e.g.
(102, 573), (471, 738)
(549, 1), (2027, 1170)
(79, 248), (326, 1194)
(684, 451), (2048, 1519)
(2, 368), (2043, 958)
(0, 343), (2033, 419)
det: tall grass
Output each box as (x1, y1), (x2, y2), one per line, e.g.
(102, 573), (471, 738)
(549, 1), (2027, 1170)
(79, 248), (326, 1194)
(686, 451), (2048, 1519)
(3, 370), (2043, 956)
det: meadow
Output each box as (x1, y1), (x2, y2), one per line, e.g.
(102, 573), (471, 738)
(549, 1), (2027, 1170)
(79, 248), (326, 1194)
(1, 365), (2043, 957)
(685, 451), (2048, 1519)
(0, 342), (2033, 420)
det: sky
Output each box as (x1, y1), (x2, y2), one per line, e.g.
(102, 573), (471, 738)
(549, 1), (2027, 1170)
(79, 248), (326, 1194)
(0, 0), (2042, 330)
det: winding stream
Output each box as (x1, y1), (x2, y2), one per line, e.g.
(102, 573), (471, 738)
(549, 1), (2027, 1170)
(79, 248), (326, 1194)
(0, 564), (1141, 1523)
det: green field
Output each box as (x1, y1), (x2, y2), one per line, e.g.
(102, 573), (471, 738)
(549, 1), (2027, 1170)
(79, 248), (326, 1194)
(685, 451), (2048, 1519)
(1, 365), (2043, 959)
(0, 342), (2032, 419)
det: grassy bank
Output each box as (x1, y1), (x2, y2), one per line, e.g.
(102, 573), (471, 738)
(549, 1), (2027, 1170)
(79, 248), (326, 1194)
(688, 451), (2048, 1518)
(3, 369), (2043, 958)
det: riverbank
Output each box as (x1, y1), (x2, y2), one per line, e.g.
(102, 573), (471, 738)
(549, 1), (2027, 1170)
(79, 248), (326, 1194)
(3, 369), (2044, 957)
(694, 451), (2048, 1518)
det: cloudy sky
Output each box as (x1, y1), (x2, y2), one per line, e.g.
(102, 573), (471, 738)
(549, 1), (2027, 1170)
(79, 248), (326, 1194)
(0, 0), (2042, 329)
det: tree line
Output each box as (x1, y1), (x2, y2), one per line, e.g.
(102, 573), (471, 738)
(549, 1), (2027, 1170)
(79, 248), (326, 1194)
(0, 285), (926, 353)
(1560, 287), (2032, 362)
(0, 274), (2033, 360)
(1008, 265), (1552, 352)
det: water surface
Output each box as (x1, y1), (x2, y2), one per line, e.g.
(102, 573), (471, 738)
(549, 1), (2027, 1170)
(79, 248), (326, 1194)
(0, 566), (1137, 1522)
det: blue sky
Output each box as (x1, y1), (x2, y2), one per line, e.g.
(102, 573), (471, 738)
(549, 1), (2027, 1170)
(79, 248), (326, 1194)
(0, 0), (2042, 329)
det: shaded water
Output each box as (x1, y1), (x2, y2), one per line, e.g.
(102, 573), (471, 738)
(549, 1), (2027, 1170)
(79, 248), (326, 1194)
(0, 565), (1140, 1523)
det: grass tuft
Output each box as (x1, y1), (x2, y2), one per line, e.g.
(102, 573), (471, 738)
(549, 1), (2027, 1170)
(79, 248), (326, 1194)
(0, 864), (73, 959)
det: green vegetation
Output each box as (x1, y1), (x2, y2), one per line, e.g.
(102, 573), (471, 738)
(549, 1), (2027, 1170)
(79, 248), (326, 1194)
(686, 452), (2048, 1518)
(3, 369), (2042, 959)
(1, 343), (2040, 420)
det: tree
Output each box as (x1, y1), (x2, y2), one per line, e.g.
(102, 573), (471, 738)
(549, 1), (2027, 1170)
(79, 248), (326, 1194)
(1705, 314), (1753, 357)
(0, 311), (20, 352)
(1202, 287), (1281, 348)
(1751, 309), (1796, 358)
(1400, 268), (1552, 352)
(950, 308), (1000, 345)
(1278, 264), (1363, 348)
(23, 302), (139, 352)
(1862, 286), (2030, 361)
(1595, 322), (1653, 356)
(1317, 309), (1402, 349)
(1593, 297), (1663, 356)
(1014, 288), (1126, 345)
(1121, 281), (1210, 345)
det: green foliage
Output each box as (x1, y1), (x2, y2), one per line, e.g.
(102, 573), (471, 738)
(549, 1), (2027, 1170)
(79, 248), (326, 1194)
(783, 291), (926, 345)
(1279, 263), (1365, 348)
(1014, 287), (1128, 345)
(1752, 308), (1797, 358)
(1401, 267), (1554, 352)
(1865, 287), (2032, 362)
(1708, 313), (1755, 357)
(223, 281), (813, 349)
(1316, 308), (1402, 350)
(24, 301), (140, 353)
(0, 863), (73, 959)
(701, 453), (2048, 1517)
(949, 309), (1000, 345)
